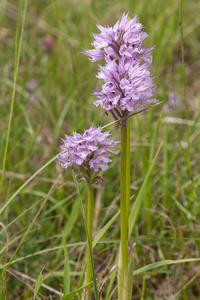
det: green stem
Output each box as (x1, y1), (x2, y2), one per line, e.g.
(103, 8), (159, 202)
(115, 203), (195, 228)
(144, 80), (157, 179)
(121, 125), (128, 276)
(163, 118), (168, 209)
(179, 0), (189, 152)
(179, 0), (196, 215)
(0, 0), (28, 198)
(86, 185), (94, 295)
(126, 120), (131, 232)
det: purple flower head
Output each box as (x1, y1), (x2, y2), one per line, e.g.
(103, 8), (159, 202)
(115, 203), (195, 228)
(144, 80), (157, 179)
(57, 126), (119, 182)
(83, 12), (158, 126)
(94, 59), (157, 117)
(83, 12), (153, 67)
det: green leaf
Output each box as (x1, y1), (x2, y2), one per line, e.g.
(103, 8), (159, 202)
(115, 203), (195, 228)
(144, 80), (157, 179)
(62, 282), (92, 300)
(33, 269), (43, 300)
(64, 197), (80, 236)
(88, 239), (99, 300)
(102, 102), (162, 130)
(0, 243), (84, 269)
(93, 210), (120, 249)
(63, 232), (70, 296)
(133, 258), (200, 276)
(123, 248), (134, 300)
(117, 245), (122, 300)
(149, 111), (162, 161)
(106, 286), (118, 300)
(129, 143), (162, 237)
(145, 112), (162, 232)
(106, 253), (118, 300)
(54, 194), (80, 265)
(77, 264), (86, 298)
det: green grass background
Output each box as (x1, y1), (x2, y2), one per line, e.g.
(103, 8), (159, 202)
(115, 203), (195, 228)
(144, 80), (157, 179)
(0, 0), (200, 299)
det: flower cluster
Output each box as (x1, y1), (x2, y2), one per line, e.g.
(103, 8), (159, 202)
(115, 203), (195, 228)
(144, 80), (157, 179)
(58, 126), (119, 181)
(83, 12), (158, 124)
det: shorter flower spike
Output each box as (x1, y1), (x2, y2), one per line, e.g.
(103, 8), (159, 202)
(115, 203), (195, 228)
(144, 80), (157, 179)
(57, 126), (119, 181)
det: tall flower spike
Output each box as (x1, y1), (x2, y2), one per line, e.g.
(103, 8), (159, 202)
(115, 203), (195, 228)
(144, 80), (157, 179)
(57, 125), (119, 182)
(83, 12), (158, 125)
(83, 13), (152, 66)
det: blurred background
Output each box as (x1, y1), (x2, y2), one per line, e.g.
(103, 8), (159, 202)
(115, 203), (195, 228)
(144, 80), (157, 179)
(1, 0), (200, 299)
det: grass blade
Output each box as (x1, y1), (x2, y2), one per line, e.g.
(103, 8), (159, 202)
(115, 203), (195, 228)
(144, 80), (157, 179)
(62, 282), (92, 300)
(129, 143), (163, 238)
(2, 177), (60, 272)
(102, 102), (162, 130)
(0, 0), (28, 197)
(145, 111), (162, 233)
(0, 155), (58, 214)
(133, 258), (200, 276)
(92, 210), (120, 249)
(33, 269), (43, 300)
(105, 253), (118, 300)
(55, 196), (80, 264)
(62, 232), (70, 296)
(77, 264), (86, 299)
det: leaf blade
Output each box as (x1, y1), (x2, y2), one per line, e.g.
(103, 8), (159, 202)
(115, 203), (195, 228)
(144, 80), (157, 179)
(129, 143), (162, 237)
(33, 269), (43, 300)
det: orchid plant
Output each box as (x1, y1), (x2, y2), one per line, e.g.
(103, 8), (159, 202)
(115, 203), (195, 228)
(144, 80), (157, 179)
(83, 12), (157, 299)
(57, 12), (157, 300)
